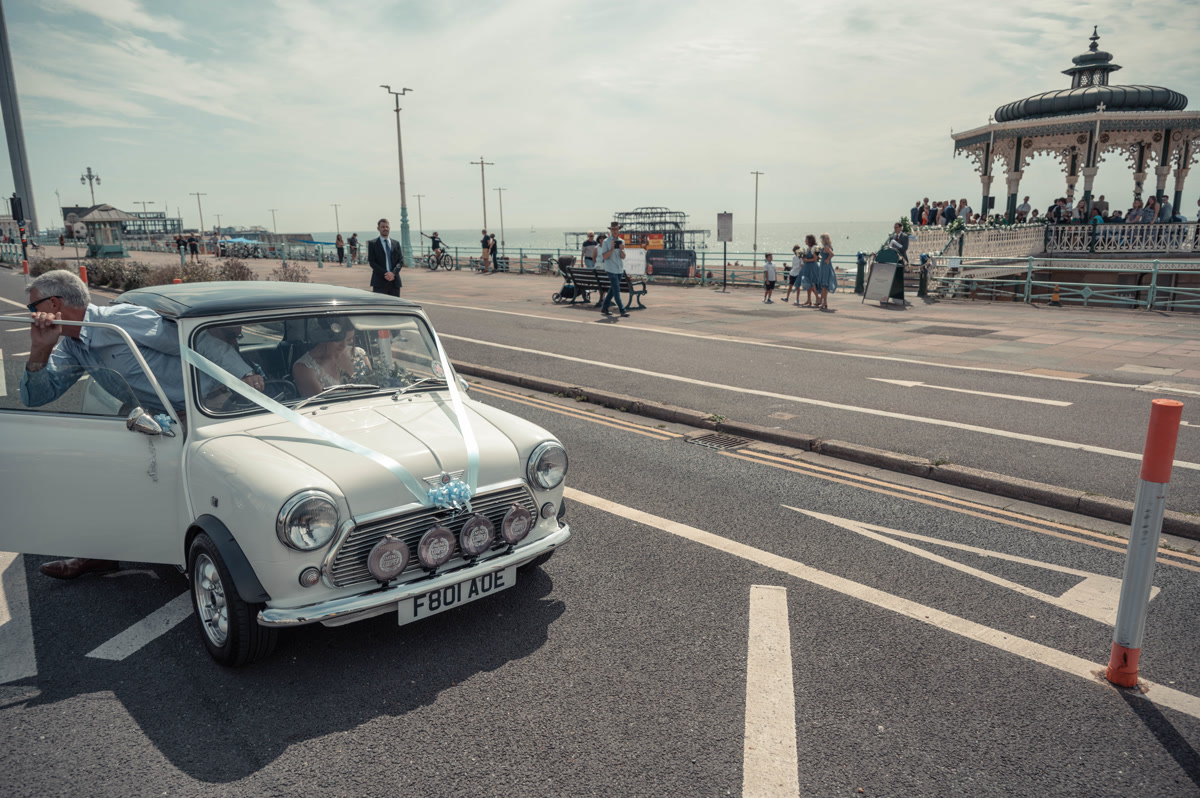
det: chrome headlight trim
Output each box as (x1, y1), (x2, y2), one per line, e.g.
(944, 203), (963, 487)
(527, 441), (568, 490)
(276, 490), (340, 551)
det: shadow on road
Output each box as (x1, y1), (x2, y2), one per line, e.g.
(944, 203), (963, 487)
(21, 559), (564, 783)
(1120, 687), (1200, 791)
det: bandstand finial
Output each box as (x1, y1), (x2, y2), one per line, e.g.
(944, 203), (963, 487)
(1089, 26), (1099, 51)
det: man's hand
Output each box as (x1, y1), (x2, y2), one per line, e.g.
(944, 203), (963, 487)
(384, 271), (395, 281)
(27, 311), (64, 369)
(241, 373), (265, 392)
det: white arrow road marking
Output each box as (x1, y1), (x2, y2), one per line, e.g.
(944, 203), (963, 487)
(0, 295), (25, 308)
(743, 586), (800, 798)
(0, 349), (6, 397)
(86, 593), (192, 661)
(444, 336), (1200, 472)
(868, 378), (1072, 406)
(784, 507), (1156, 626)
(0, 552), (37, 685)
(565, 488), (1200, 721)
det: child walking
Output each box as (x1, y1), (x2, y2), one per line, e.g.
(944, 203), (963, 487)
(762, 253), (777, 304)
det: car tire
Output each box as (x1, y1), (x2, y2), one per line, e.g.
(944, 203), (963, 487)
(518, 550), (555, 572)
(188, 533), (277, 667)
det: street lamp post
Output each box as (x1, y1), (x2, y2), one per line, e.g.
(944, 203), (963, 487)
(190, 192), (207, 253)
(134, 200), (154, 244)
(494, 187), (506, 255)
(380, 85), (413, 269)
(331, 203), (341, 236)
(470, 156), (493, 231)
(414, 194), (425, 237)
(750, 170), (763, 272)
(80, 167), (101, 206)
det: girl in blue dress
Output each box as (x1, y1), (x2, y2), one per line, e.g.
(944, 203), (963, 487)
(799, 234), (820, 307)
(816, 233), (837, 310)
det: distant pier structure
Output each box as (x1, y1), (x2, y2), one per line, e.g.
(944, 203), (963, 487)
(565, 207), (710, 251)
(952, 28), (1199, 224)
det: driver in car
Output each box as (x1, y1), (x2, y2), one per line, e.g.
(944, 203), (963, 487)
(20, 270), (262, 580)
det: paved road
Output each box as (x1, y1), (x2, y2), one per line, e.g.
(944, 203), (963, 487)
(2, 378), (1198, 796)
(422, 299), (1200, 513)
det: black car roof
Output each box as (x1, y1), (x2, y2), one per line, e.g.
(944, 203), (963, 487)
(115, 282), (419, 318)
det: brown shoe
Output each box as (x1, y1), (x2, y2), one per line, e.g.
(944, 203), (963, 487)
(39, 557), (120, 580)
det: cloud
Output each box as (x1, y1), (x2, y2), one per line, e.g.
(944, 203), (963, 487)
(44, 0), (185, 39)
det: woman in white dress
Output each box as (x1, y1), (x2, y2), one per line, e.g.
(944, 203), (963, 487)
(293, 318), (370, 397)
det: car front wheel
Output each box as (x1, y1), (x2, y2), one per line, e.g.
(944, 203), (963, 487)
(188, 533), (277, 667)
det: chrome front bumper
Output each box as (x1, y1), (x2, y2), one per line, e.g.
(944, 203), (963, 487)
(257, 524), (571, 628)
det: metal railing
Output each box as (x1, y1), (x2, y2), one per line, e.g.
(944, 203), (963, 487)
(1046, 222), (1197, 255)
(929, 254), (1200, 311)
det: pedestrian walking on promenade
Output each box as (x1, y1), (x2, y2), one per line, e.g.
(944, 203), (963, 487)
(799, 235), (820, 307)
(762, 253), (777, 304)
(368, 218), (403, 297)
(783, 245), (802, 304)
(816, 233), (837, 311)
(335, 234), (345, 266)
(187, 234), (199, 264)
(479, 229), (491, 273)
(599, 221), (629, 318)
(348, 232), (359, 266)
(581, 231), (598, 269)
(489, 234), (500, 273)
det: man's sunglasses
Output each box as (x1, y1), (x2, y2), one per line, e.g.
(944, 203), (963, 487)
(26, 295), (62, 313)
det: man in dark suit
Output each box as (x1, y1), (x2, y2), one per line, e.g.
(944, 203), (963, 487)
(910, 201), (921, 226)
(368, 218), (403, 296)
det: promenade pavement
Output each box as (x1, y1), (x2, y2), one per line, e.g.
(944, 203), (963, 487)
(41, 245), (1200, 387)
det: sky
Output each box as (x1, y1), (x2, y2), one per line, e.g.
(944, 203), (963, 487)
(5, 0), (1200, 234)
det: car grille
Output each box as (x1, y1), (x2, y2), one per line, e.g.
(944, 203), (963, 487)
(328, 483), (538, 588)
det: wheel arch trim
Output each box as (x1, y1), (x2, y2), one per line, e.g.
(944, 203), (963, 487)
(187, 515), (272, 604)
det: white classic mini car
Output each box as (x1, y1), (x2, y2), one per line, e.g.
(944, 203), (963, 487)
(0, 283), (570, 666)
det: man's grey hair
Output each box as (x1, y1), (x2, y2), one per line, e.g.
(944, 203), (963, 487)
(28, 269), (90, 309)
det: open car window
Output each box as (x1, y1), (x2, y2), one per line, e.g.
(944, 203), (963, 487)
(192, 312), (445, 416)
(0, 350), (144, 418)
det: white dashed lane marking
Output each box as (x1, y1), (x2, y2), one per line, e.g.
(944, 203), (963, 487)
(0, 552), (37, 685)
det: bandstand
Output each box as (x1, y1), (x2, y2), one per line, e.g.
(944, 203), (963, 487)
(953, 28), (1199, 229)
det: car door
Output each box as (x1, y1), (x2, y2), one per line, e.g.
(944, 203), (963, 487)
(0, 320), (184, 564)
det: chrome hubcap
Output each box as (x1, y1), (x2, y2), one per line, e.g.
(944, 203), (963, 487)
(193, 553), (229, 647)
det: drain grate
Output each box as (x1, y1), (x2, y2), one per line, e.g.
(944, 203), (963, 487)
(910, 325), (999, 338)
(687, 433), (752, 451)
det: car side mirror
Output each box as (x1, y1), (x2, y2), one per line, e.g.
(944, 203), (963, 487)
(458, 376), (470, 393)
(126, 407), (163, 436)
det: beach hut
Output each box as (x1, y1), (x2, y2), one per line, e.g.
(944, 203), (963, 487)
(78, 204), (138, 258)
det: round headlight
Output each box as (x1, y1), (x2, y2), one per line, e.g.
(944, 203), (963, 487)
(276, 491), (340, 551)
(367, 535), (410, 582)
(527, 442), (568, 490)
(459, 514), (496, 557)
(418, 524), (456, 569)
(501, 504), (534, 544)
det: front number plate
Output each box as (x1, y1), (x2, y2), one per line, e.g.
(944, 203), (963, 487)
(398, 566), (517, 626)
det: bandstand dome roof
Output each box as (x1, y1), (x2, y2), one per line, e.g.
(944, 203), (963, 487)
(993, 28), (1188, 123)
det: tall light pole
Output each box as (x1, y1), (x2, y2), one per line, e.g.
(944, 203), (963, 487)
(380, 84), (413, 269)
(331, 203), (341, 236)
(268, 208), (278, 234)
(190, 191), (207, 253)
(750, 171), (763, 270)
(494, 187), (507, 254)
(0, 1), (38, 232)
(414, 194), (425, 236)
(80, 167), (101, 206)
(470, 156), (493, 230)
(134, 200), (154, 243)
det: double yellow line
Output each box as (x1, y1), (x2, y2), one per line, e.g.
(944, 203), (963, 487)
(724, 449), (1200, 573)
(471, 383), (682, 441)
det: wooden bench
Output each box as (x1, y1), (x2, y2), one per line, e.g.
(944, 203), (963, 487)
(561, 266), (647, 309)
(468, 256), (510, 272)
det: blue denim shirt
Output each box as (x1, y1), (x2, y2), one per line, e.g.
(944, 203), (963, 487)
(19, 304), (250, 415)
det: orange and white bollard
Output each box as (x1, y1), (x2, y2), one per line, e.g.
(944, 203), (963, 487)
(78, 263), (88, 285)
(22, 258), (29, 286)
(1105, 398), (1183, 688)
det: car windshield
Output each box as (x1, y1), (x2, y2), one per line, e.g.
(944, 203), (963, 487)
(192, 311), (446, 416)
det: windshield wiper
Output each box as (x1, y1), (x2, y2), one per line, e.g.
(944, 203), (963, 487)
(293, 383), (379, 412)
(389, 376), (447, 400)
